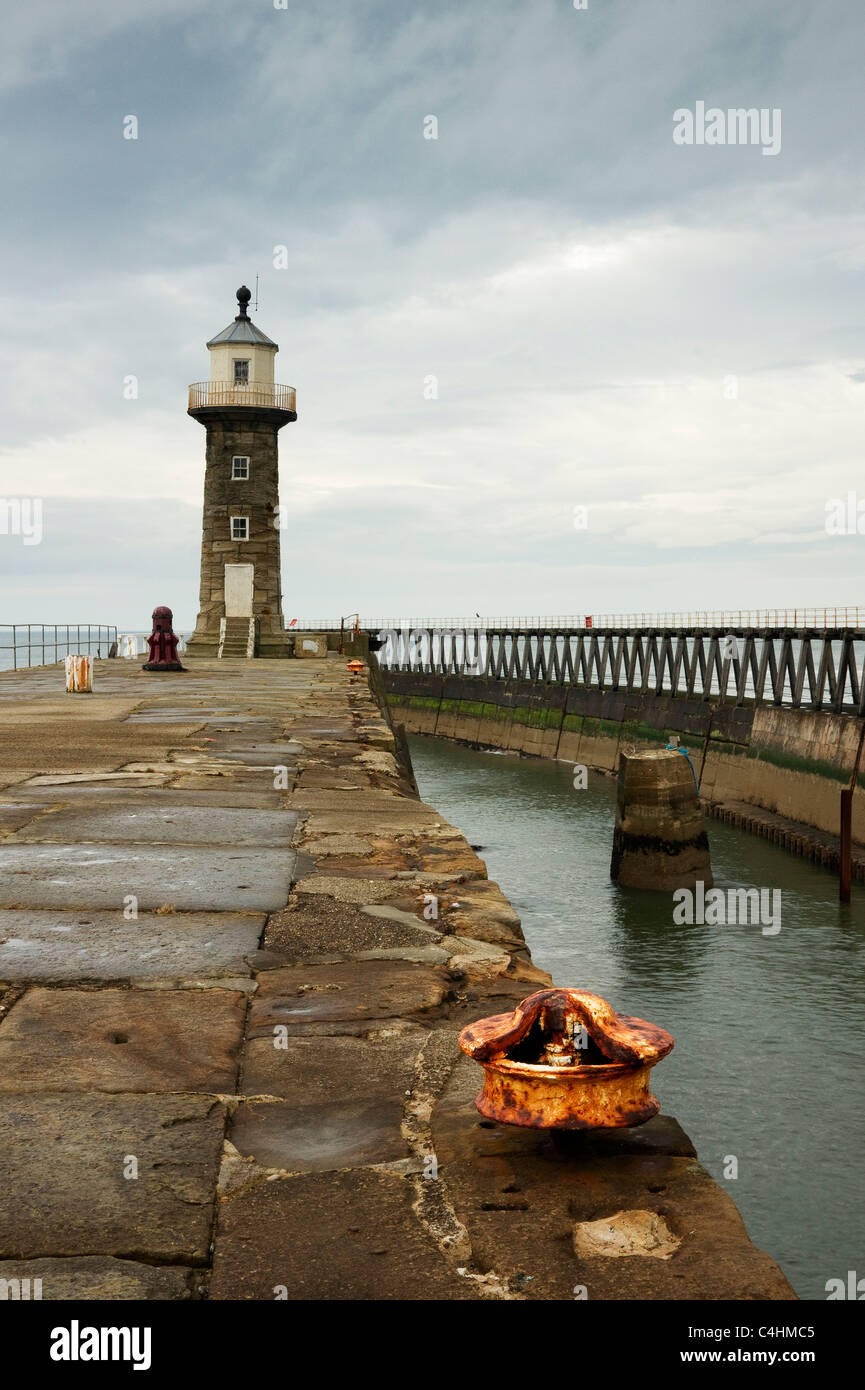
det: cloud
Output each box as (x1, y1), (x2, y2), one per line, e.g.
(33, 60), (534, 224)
(2, 0), (864, 623)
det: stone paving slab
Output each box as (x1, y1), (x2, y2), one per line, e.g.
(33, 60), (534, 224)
(0, 804), (46, 836)
(206, 742), (305, 757)
(0, 1256), (203, 1299)
(249, 960), (450, 1029)
(0, 843), (296, 911)
(122, 713), (208, 723)
(199, 751), (302, 768)
(230, 1098), (409, 1172)
(9, 805), (298, 847)
(23, 773), (168, 788)
(295, 768), (374, 790)
(210, 776), (299, 796)
(233, 1031), (425, 1171)
(0, 787), (284, 808)
(0, 988), (246, 1093)
(0, 1093), (225, 1262)
(125, 710), (270, 722)
(263, 898), (435, 956)
(209, 1170), (476, 1300)
(241, 1025), (426, 1098)
(294, 875), (404, 905)
(0, 657), (795, 1302)
(0, 909), (265, 983)
(0, 698), (146, 724)
(0, 734), (207, 775)
(302, 810), (444, 835)
(286, 790), (442, 814)
(120, 759), (240, 775)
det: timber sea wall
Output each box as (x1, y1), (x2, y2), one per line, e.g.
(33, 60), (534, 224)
(382, 671), (865, 873)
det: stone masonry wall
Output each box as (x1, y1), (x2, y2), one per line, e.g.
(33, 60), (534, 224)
(383, 671), (865, 845)
(187, 412), (290, 654)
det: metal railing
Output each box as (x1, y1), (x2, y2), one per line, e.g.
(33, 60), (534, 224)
(589, 608), (865, 629)
(188, 381), (296, 412)
(378, 626), (865, 715)
(0, 624), (118, 672)
(116, 631), (188, 658)
(290, 608), (865, 631)
(293, 616), (584, 630)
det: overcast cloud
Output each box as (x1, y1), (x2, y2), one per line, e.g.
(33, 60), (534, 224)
(1, 0), (863, 629)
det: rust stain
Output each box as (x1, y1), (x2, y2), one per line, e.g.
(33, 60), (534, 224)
(459, 988), (674, 1131)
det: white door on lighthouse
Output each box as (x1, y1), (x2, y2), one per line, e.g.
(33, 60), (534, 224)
(224, 564), (254, 617)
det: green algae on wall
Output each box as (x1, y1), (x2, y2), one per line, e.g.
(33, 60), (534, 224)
(381, 667), (865, 846)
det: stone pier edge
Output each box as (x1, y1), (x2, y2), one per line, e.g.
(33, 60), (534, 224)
(0, 656), (795, 1300)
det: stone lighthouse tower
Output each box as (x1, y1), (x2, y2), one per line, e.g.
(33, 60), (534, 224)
(185, 286), (296, 659)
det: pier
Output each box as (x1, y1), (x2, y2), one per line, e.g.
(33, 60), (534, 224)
(0, 655), (794, 1300)
(381, 624), (865, 882)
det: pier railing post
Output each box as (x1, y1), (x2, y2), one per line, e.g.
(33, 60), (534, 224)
(840, 789), (853, 903)
(840, 719), (865, 903)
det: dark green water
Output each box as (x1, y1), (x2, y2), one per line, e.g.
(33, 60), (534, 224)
(408, 734), (865, 1301)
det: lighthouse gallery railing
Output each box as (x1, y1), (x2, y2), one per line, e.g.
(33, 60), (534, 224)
(188, 381), (296, 412)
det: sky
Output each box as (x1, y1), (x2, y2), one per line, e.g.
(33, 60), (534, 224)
(1, 0), (863, 631)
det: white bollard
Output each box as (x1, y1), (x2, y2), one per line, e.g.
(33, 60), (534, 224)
(120, 634), (139, 659)
(65, 654), (92, 693)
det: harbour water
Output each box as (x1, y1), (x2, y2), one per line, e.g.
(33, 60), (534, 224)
(408, 733), (865, 1301)
(0, 626), (120, 673)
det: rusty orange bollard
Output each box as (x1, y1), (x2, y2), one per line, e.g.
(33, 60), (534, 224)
(64, 655), (92, 693)
(459, 988), (674, 1130)
(346, 659), (365, 683)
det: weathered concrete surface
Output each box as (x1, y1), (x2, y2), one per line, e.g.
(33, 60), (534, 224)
(0, 657), (794, 1300)
(610, 749), (713, 891)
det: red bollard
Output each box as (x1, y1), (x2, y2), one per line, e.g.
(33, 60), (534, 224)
(142, 606), (185, 672)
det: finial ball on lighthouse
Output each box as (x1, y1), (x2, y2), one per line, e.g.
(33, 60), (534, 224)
(203, 285), (279, 387)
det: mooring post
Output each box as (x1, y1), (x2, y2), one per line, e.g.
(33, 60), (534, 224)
(610, 748), (713, 891)
(840, 719), (865, 903)
(840, 789), (853, 903)
(64, 654), (92, 693)
(142, 606), (185, 673)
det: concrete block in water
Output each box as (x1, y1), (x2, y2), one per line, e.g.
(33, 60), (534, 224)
(610, 749), (713, 890)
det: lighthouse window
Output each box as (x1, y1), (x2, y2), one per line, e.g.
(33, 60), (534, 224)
(232, 456), (250, 479)
(233, 359), (250, 382)
(232, 516), (249, 540)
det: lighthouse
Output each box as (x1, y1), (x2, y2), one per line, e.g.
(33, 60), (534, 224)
(185, 286), (296, 659)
